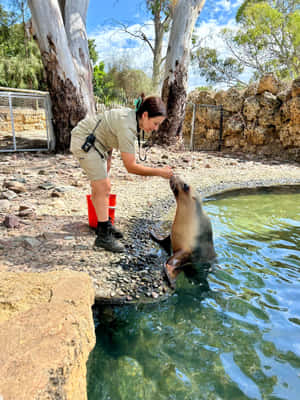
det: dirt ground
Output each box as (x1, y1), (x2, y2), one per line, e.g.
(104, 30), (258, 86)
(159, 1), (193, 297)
(1, 147), (299, 304)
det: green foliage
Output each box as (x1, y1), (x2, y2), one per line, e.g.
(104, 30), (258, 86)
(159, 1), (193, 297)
(92, 58), (155, 106)
(193, 0), (300, 85)
(0, 4), (17, 44)
(236, 0), (264, 23)
(107, 58), (154, 98)
(193, 46), (246, 86)
(93, 61), (117, 104)
(196, 85), (214, 91)
(0, 40), (45, 89)
(107, 66), (154, 100)
(146, 0), (172, 25)
(88, 39), (98, 65)
(0, 2), (46, 89)
(234, 1), (300, 79)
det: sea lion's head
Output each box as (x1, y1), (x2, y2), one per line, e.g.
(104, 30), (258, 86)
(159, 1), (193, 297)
(169, 175), (195, 203)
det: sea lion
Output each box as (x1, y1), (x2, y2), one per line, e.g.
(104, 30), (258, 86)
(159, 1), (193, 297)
(151, 175), (216, 288)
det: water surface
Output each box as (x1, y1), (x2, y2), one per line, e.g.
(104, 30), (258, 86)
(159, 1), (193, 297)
(87, 189), (300, 400)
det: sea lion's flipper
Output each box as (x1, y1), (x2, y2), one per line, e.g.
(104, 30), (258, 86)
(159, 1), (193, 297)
(150, 232), (172, 256)
(164, 250), (191, 288)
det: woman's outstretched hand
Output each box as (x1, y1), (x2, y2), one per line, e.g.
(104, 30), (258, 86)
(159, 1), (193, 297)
(159, 166), (173, 179)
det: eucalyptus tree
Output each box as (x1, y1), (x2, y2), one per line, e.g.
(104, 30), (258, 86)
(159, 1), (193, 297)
(116, 0), (171, 93)
(156, 0), (206, 145)
(193, 0), (300, 85)
(27, 0), (94, 151)
(232, 0), (300, 79)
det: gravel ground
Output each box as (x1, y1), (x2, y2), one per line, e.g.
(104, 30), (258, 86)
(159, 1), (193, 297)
(1, 147), (300, 304)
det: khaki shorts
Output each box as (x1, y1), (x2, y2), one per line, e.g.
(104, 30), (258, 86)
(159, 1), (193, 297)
(70, 135), (107, 181)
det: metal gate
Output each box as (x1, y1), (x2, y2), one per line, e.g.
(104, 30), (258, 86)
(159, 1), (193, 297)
(0, 89), (55, 152)
(186, 103), (224, 152)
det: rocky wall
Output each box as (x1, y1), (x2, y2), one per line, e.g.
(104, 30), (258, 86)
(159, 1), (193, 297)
(183, 75), (300, 161)
(0, 109), (46, 133)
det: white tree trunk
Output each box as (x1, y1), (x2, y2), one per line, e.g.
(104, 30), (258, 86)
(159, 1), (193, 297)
(159, 0), (206, 144)
(152, 13), (167, 94)
(28, 0), (94, 151)
(64, 0), (94, 113)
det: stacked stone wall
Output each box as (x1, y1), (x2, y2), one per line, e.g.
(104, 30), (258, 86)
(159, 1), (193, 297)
(0, 108), (46, 133)
(184, 75), (300, 161)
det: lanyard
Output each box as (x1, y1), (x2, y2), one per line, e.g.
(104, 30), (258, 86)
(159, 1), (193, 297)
(137, 131), (151, 161)
(136, 112), (152, 161)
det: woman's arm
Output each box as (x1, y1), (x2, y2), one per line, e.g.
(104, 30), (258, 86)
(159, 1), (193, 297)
(107, 149), (113, 173)
(121, 152), (173, 179)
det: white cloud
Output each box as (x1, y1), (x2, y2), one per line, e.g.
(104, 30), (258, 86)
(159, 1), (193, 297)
(90, 21), (156, 76)
(89, 11), (250, 93)
(216, 0), (231, 12)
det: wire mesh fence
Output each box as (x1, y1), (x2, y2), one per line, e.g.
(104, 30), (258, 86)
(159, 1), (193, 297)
(0, 88), (55, 152)
(0, 88), (224, 153)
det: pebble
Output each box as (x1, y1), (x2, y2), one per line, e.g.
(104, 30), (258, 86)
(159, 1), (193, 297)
(4, 181), (26, 193)
(3, 214), (20, 228)
(0, 199), (10, 211)
(1, 190), (17, 200)
(23, 237), (41, 249)
(38, 182), (55, 190)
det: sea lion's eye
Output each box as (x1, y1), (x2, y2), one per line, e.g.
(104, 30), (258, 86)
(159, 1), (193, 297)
(183, 183), (189, 192)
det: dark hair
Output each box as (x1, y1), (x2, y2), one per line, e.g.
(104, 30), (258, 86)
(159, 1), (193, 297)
(136, 93), (166, 118)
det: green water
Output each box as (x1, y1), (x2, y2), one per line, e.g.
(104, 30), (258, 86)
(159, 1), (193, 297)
(87, 190), (300, 400)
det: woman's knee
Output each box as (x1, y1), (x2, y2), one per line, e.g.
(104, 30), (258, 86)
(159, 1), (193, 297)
(91, 178), (111, 197)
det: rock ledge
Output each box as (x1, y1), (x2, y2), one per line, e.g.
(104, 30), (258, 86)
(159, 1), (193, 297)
(0, 270), (95, 400)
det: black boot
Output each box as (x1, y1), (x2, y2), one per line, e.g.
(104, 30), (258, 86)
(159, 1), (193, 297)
(95, 219), (123, 239)
(94, 221), (124, 253)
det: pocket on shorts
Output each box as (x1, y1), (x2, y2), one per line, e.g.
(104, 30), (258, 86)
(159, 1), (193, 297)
(77, 146), (107, 181)
(70, 135), (84, 155)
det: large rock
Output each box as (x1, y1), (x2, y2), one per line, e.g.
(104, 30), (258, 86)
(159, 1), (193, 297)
(188, 90), (216, 105)
(279, 123), (300, 148)
(291, 76), (300, 97)
(0, 271), (95, 400)
(195, 107), (220, 129)
(244, 126), (269, 145)
(243, 82), (258, 98)
(215, 87), (244, 112)
(290, 97), (300, 124)
(224, 114), (244, 136)
(258, 92), (281, 127)
(243, 96), (260, 120)
(257, 74), (281, 95)
(277, 87), (292, 103)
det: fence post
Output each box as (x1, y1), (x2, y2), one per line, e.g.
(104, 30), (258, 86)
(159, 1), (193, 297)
(8, 93), (17, 151)
(45, 93), (55, 151)
(189, 103), (196, 151)
(218, 105), (223, 151)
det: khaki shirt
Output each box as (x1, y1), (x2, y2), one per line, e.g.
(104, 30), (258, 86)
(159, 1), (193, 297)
(71, 108), (137, 155)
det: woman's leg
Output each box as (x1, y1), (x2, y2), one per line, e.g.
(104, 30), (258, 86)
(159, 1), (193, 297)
(91, 178), (111, 222)
(91, 178), (124, 253)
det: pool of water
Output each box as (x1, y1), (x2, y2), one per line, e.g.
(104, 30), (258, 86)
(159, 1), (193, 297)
(87, 189), (300, 400)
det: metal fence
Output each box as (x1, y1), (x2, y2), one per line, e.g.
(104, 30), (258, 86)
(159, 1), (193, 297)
(0, 88), (55, 152)
(185, 103), (224, 152)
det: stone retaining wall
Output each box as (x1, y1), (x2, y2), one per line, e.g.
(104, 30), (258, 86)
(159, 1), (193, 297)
(183, 75), (300, 162)
(0, 108), (46, 133)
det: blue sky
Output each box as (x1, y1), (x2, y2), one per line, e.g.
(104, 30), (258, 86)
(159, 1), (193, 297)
(86, 0), (240, 34)
(3, 0), (245, 91)
(86, 0), (246, 91)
